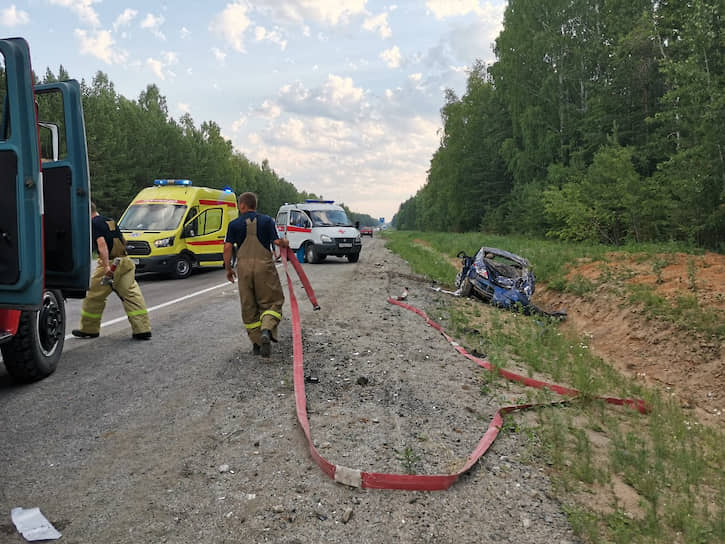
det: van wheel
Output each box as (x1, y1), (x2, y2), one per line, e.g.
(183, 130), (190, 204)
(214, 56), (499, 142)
(1, 290), (65, 382)
(305, 243), (319, 264)
(173, 255), (192, 279)
(347, 252), (360, 263)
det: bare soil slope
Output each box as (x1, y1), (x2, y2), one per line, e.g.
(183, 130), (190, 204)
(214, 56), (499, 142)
(535, 252), (724, 428)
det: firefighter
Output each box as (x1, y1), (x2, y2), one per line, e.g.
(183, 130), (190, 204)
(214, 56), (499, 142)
(223, 192), (289, 358)
(72, 202), (152, 340)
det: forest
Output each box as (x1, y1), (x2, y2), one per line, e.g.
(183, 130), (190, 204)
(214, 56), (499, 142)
(393, 0), (724, 251)
(0, 64), (377, 227)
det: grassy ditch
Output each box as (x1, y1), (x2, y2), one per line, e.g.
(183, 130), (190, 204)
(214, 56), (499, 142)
(384, 230), (724, 544)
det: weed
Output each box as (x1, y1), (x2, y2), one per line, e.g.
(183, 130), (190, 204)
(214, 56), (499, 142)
(395, 446), (421, 475)
(652, 256), (670, 284)
(566, 274), (596, 296)
(687, 257), (698, 291)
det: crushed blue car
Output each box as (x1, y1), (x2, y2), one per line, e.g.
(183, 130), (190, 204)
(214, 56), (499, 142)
(454, 247), (566, 318)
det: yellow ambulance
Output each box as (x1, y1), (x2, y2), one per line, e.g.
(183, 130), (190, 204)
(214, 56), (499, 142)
(118, 179), (238, 279)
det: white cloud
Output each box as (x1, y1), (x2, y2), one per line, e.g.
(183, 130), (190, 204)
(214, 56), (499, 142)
(322, 74), (365, 107)
(236, 75), (441, 218)
(145, 51), (178, 80)
(254, 26), (288, 50)
(1, 5), (30, 27)
(274, 74), (366, 121)
(146, 58), (164, 79)
(232, 116), (248, 132)
(141, 13), (165, 40)
(180, 27), (191, 39)
(211, 47), (226, 63)
(113, 8), (137, 30)
(409, 73), (422, 82)
(50, 0), (100, 27)
(426, 0), (482, 19)
(74, 29), (128, 64)
(363, 12), (391, 38)
(255, 0), (367, 26)
(210, 2), (252, 53)
(178, 102), (190, 114)
(380, 45), (402, 68)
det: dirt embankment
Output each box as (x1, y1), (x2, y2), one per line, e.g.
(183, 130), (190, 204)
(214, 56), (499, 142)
(535, 252), (724, 428)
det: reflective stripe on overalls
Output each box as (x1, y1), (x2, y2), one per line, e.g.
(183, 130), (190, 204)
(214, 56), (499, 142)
(235, 216), (285, 346)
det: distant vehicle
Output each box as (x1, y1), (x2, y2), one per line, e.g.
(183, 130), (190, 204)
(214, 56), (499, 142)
(119, 180), (238, 279)
(276, 200), (361, 263)
(0, 37), (91, 382)
(360, 226), (373, 237)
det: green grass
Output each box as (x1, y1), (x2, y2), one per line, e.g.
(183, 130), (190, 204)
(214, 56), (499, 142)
(383, 230), (725, 544)
(384, 230), (724, 340)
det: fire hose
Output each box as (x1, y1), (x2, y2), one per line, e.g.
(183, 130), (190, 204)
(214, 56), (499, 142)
(281, 248), (647, 491)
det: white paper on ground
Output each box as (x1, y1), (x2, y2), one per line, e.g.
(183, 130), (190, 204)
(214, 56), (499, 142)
(10, 507), (62, 541)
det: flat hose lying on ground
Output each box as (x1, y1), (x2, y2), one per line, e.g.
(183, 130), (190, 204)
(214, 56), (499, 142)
(282, 248), (647, 491)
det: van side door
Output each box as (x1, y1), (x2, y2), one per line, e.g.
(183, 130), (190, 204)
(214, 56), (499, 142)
(182, 208), (225, 265)
(286, 209), (311, 250)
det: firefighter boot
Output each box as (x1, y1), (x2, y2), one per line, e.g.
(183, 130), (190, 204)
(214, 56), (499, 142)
(260, 329), (272, 358)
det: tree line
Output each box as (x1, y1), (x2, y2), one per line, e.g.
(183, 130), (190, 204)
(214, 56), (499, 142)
(393, 0), (724, 251)
(1, 62), (378, 226)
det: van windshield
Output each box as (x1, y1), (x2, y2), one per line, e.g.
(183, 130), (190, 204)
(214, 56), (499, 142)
(119, 203), (188, 231)
(308, 209), (351, 227)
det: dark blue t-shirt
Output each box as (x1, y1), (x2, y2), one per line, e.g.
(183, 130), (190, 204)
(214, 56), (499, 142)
(225, 211), (279, 250)
(91, 215), (113, 253)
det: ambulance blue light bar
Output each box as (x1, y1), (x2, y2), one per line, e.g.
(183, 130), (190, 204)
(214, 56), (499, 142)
(154, 179), (192, 186)
(223, 186), (233, 193)
(305, 199), (334, 204)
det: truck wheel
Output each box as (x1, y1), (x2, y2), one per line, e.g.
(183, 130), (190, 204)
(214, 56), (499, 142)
(1, 290), (65, 382)
(305, 243), (319, 264)
(347, 252), (360, 263)
(173, 255), (192, 279)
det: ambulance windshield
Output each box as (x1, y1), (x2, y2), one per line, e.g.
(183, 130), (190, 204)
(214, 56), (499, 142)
(119, 203), (188, 231)
(308, 209), (351, 227)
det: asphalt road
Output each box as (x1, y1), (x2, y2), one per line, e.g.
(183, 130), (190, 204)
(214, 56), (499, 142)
(63, 266), (231, 344)
(0, 238), (578, 544)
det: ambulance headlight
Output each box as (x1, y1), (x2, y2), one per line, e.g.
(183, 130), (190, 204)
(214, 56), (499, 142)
(154, 236), (175, 248)
(320, 234), (332, 243)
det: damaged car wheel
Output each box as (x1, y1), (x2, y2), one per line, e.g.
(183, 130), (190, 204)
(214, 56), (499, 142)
(460, 277), (473, 297)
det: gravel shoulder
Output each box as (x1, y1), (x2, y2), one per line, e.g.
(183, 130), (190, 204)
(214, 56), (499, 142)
(1, 237), (578, 544)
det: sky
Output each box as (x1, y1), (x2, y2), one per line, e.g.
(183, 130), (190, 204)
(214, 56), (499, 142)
(1, 1), (506, 222)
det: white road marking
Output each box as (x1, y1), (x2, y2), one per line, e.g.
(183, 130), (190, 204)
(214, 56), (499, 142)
(64, 281), (229, 340)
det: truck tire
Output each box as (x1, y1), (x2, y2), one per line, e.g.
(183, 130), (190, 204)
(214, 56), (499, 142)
(305, 243), (319, 264)
(173, 255), (193, 279)
(347, 252), (360, 263)
(1, 290), (65, 382)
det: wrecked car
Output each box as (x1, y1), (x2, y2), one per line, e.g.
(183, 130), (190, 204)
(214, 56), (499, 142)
(454, 247), (566, 318)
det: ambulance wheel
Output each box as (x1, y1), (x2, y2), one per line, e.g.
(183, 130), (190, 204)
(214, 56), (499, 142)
(1, 289), (65, 383)
(347, 252), (360, 263)
(173, 255), (192, 279)
(305, 243), (319, 264)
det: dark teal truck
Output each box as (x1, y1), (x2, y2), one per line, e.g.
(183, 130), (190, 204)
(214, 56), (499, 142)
(0, 37), (91, 382)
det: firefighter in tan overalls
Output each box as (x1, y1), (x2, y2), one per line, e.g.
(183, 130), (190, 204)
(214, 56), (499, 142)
(223, 192), (289, 358)
(72, 202), (152, 340)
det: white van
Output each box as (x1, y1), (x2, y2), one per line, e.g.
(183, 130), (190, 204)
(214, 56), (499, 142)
(276, 200), (361, 263)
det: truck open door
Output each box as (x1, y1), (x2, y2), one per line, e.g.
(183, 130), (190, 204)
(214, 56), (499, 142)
(35, 81), (91, 296)
(0, 37), (91, 382)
